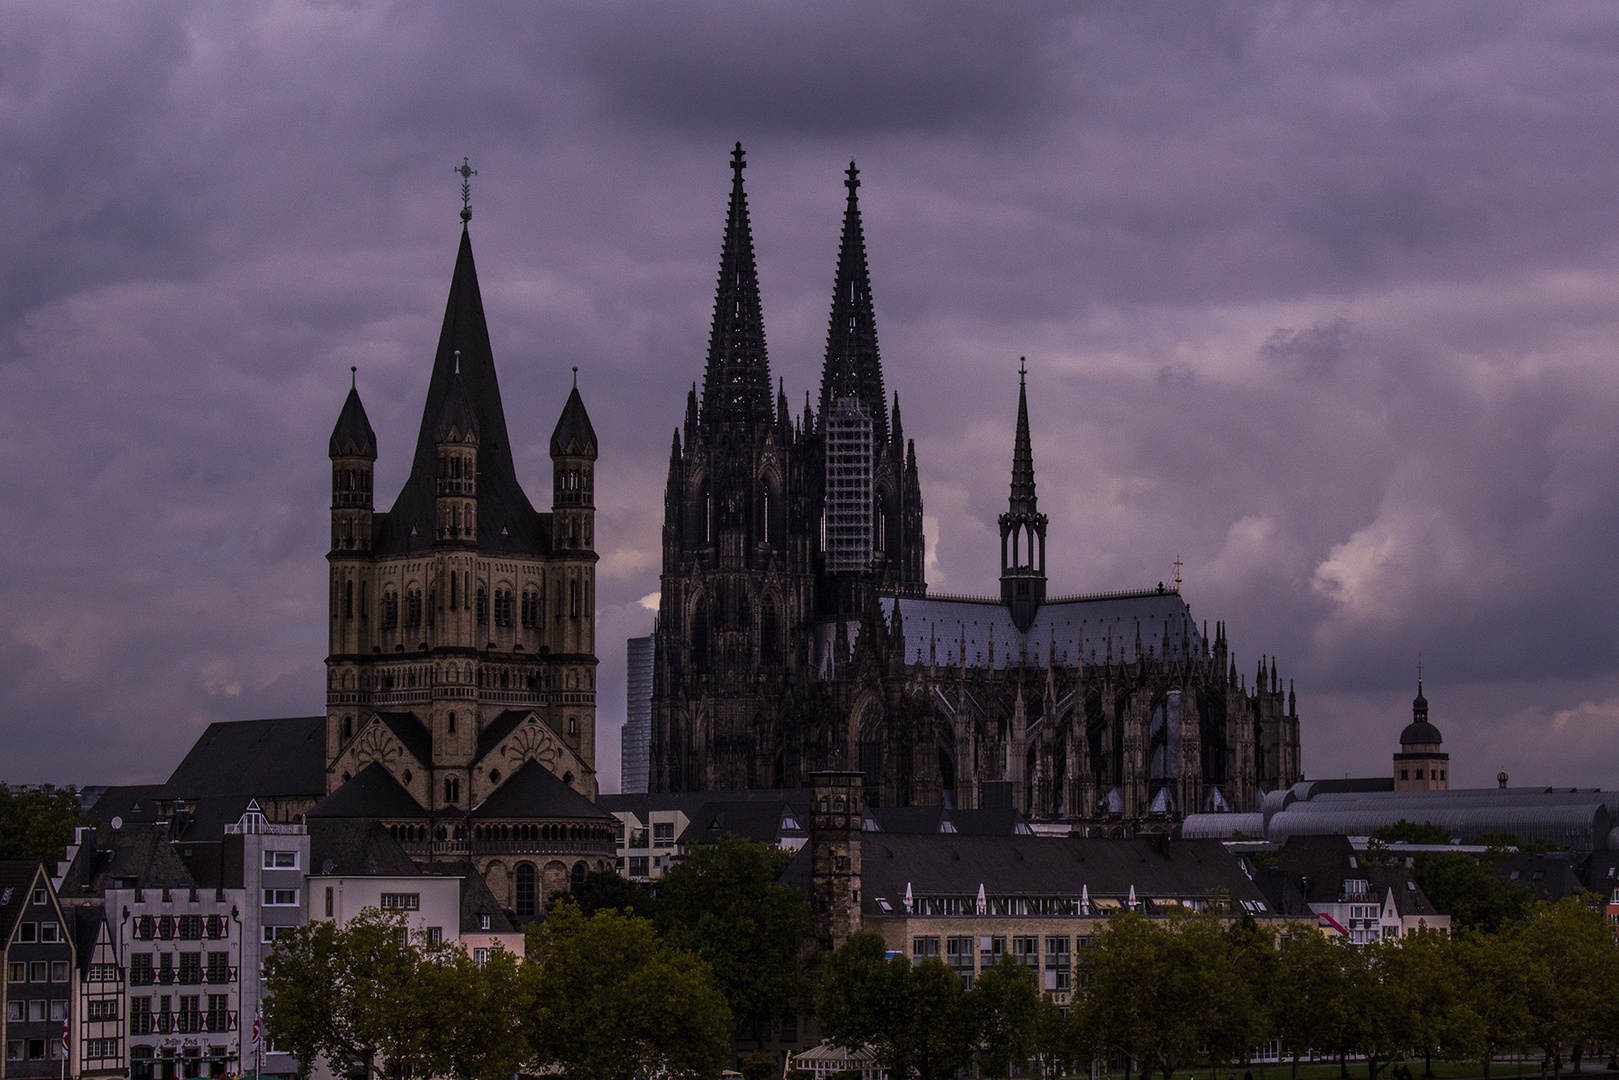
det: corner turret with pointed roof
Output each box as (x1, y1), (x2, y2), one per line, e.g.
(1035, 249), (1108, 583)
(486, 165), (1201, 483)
(700, 143), (774, 437)
(819, 161), (887, 442)
(999, 360), (1048, 632)
(330, 368), (376, 556)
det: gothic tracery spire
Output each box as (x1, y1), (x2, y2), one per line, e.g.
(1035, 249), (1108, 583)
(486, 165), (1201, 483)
(700, 143), (774, 435)
(819, 161), (887, 442)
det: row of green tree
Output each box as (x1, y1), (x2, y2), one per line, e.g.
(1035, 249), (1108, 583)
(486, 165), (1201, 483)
(819, 898), (1619, 1080)
(263, 835), (814, 1080)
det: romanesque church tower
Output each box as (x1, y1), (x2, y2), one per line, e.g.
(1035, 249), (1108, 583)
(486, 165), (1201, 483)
(324, 222), (601, 809)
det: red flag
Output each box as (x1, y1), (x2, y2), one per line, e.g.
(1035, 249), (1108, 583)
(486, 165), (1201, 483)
(250, 1005), (260, 1046)
(61, 1016), (68, 1052)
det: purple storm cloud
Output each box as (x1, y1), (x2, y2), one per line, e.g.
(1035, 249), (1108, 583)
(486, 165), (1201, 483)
(3, 2), (1619, 792)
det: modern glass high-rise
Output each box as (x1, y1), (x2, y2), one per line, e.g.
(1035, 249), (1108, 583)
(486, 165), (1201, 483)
(622, 636), (653, 794)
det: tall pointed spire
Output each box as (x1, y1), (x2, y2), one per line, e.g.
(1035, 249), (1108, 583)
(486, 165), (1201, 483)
(999, 359), (1048, 632)
(1009, 358), (1037, 519)
(378, 225), (538, 555)
(819, 161), (887, 442)
(700, 143), (773, 435)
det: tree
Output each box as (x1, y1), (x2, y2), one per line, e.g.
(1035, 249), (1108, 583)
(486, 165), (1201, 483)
(1369, 820), (1453, 846)
(1084, 910), (1248, 1080)
(524, 899), (731, 1080)
(818, 932), (976, 1080)
(262, 909), (430, 1080)
(1411, 852), (1531, 933)
(422, 945), (532, 1080)
(1380, 930), (1466, 1077)
(567, 869), (657, 919)
(1450, 928), (1534, 1080)
(656, 834), (816, 1044)
(1518, 898), (1619, 1078)
(1272, 926), (1351, 1080)
(971, 952), (1042, 1078)
(0, 788), (91, 864)
(1338, 939), (1414, 1080)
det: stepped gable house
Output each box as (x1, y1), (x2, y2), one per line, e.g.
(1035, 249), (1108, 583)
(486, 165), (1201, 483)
(652, 146), (1302, 829)
(315, 217), (615, 913)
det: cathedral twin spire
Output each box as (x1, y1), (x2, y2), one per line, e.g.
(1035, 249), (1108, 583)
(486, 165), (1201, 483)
(699, 144), (774, 435)
(697, 146), (892, 445)
(819, 162), (888, 443)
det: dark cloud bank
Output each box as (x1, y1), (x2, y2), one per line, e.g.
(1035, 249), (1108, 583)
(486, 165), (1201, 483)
(5, 2), (1619, 792)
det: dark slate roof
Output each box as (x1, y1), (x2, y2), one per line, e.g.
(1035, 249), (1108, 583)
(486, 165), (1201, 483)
(375, 227), (548, 557)
(549, 385), (597, 458)
(435, 369), (479, 442)
(85, 785), (166, 827)
(307, 819), (420, 877)
(55, 824), (197, 900)
(163, 717), (327, 800)
(0, 861), (44, 943)
(1495, 852), (1589, 902)
(1400, 720), (1444, 746)
(306, 763), (428, 820)
(476, 710), (533, 763)
(864, 807), (1031, 837)
(1370, 864), (1444, 919)
(330, 382), (377, 458)
(376, 713), (433, 768)
(678, 800), (806, 847)
(67, 907), (103, 976)
(1275, 835), (1364, 906)
(597, 788), (810, 821)
(421, 861), (518, 935)
(857, 836), (1268, 918)
(471, 761), (613, 820)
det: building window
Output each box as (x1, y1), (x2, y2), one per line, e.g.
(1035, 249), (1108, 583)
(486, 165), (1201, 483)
(206, 915), (226, 940)
(261, 926), (295, 943)
(29, 962), (47, 982)
(571, 862), (587, 890)
(946, 937), (975, 986)
(89, 963), (118, 982)
(406, 588), (423, 628)
(325, 887), (334, 917)
(1400, 769), (1408, 780)
(177, 996), (201, 1034)
(40, 922), (59, 943)
(652, 823), (675, 849)
(1045, 935), (1071, 991)
(476, 587), (488, 624)
(1013, 936), (1039, 969)
(912, 936), (940, 962)
(206, 995), (228, 1034)
(472, 948), (489, 967)
(521, 589), (539, 628)
(383, 591), (399, 629)
(5, 1041), (21, 1062)
(262, 889), (298, 907)
(263, 850), (297, 869)
(479, 913), (491, 931)
(130, 954), (154, 986)
(494, 588), (514, 627)
(570, 580), (580, 617)
(4, 1001), (19, 1021)
(6, 963), (22, 983)
(448, 711), (456, 734)
(444, 777), (461, 804)
(515, 864), (537, 921)
(178, 915), (204, 939)
(980, 935), (1006, 969)
(89, 998), (119, 1021)
(130, 997), (153, 1036)
(27, 1000), (45, 1021)
(425, 927), (443, 946)
(31, 889), (45, 906)
(205, 952), (229, 984)
(628, 856), (649, 877)
(17, 923), (35, 943)
(380, 893), (420, 911)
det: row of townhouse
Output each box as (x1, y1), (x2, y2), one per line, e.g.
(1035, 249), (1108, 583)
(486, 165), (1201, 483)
(13, 797), (520, 1080)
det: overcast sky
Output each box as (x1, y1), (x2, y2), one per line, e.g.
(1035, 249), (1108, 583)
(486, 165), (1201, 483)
(6, 2), (1619, 794)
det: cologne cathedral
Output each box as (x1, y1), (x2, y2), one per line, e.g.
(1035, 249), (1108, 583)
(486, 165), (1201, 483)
(650, 146), (1303, 829)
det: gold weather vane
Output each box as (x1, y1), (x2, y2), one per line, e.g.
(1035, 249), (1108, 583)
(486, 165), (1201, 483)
(455, 157), (477, 223)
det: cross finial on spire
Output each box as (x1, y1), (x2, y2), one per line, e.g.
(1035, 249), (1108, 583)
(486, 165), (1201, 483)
(455, 157), (477, 223)
(350, 365), (357, 388)
(1019, 356), (1027, 383)
(572, 365), (578, 388)
(1417, 652), (1424, 689)
(1173, 555), (1183, 592)
(845, 160), (860, 195)
(731, 142), (745, 178)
